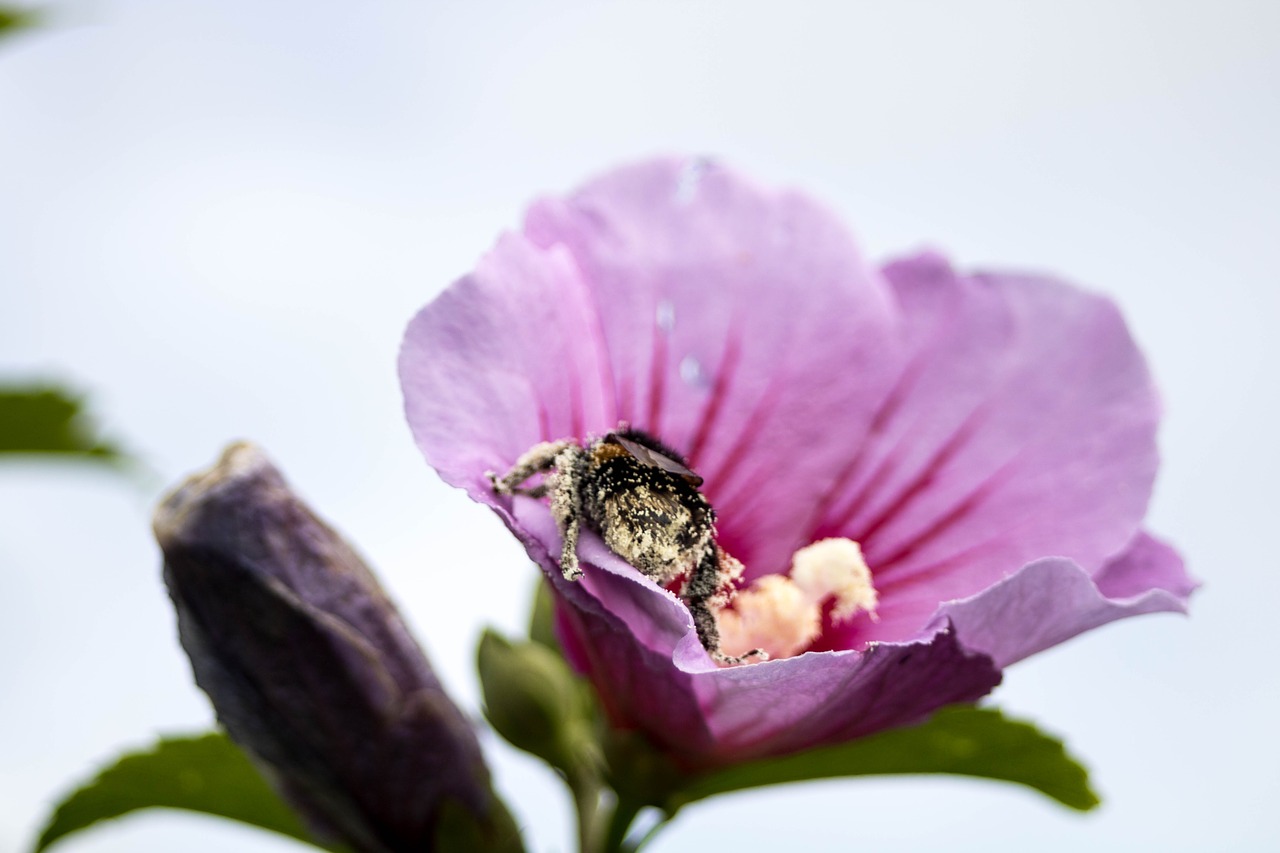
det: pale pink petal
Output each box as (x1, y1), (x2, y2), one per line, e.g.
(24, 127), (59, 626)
(399, 234), (617, 503)
(815, 252), (1162, 647)
(933, 533), (1193, 668)
(1093, 531), (1198, 601)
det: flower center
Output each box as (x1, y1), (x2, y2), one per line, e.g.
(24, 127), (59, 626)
(716, 538), (878, 661)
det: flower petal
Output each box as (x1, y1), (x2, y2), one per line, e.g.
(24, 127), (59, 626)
(815, 252), (1161, 646)
(400, 233), (617, 503)
(932, 532), (1194, 668)
(561, 588), (1002, 768)
(689, 625), (1002, 766)
(1093, 530), (1199, 601)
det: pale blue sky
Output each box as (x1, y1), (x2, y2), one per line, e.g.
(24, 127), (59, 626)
(2, 1), (1276, 851)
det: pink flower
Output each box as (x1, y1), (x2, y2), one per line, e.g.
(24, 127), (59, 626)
(398, 158), (1194, 770)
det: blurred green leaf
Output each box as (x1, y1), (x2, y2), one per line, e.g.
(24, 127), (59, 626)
(0, 384), (126, 463)
(667, 705), (1099, 813)
(0, 6), (38, 37)
(33, 732), (342, 852)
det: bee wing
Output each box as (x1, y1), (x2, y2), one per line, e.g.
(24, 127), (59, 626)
(612, 434), (704, 486)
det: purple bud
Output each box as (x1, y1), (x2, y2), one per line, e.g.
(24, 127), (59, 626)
(155, 443), (519, 853)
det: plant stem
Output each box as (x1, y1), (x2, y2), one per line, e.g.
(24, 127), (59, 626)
(600, 797), (643, 853)
(622, 813), (671, 853)
(569, 769), (606, 853)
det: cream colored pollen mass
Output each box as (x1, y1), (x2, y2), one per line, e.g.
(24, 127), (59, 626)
(717, 538), (878, 661)
(790, 538), (878, 621)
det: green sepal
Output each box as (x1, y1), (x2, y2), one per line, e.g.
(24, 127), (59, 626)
(476, 628), (601, 780)
(527, 578), (560, 652)
(602, 729), (688, 811)
(32, 732), (342, 852)
(665, 705), (1100, 813)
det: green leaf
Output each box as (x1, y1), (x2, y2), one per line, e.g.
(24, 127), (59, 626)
(33, 732), (342, 852)
(667, 705), (1100, 813)
(0, 384), (126, 464)
(1, 7), (39, 37)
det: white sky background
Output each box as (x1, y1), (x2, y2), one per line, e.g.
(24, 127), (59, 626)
(1, 0), (1276, 850)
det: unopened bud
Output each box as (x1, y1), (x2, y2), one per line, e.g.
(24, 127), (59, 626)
(155, 442), (521, 853)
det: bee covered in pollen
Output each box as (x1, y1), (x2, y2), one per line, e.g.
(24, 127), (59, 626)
(489, 428), (764, 665)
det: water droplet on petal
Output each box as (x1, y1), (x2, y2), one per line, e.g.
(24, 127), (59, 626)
(679, 355), (707, 387)
(656, 300), (676, 332)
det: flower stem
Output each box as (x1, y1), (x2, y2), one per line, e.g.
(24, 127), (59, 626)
(622, 813), (671, 853)
(600, 797), (643, 853)
(569, 769), (607, 853)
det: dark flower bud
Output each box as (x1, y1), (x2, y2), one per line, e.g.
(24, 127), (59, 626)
(155, 442), (521, 853)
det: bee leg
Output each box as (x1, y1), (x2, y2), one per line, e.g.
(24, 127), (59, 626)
(683, 546), (765, 665)
(547, 444), (588, 581)
(488, 440), (575, 495)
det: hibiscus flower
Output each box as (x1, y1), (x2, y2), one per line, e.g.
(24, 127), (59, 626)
(398, 157), (1194, 771)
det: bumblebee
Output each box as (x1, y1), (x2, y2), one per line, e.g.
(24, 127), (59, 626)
(489, 428), (760, 664)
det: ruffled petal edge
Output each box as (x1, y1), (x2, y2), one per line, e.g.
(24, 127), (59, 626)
(931, 532), (1195, 668)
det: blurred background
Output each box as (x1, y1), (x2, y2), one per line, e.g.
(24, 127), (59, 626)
(1, 1), (1275, 850)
